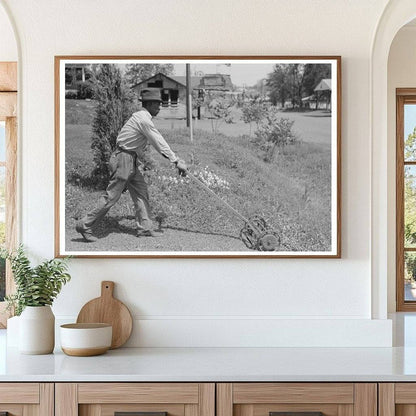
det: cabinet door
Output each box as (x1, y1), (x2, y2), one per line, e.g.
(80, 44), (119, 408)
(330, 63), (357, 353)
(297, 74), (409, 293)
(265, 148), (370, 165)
(379, 383), (416, 416)
(217, 383), (377, 416)
(0, 383), (53, 416)
(56, 383), (215, 416)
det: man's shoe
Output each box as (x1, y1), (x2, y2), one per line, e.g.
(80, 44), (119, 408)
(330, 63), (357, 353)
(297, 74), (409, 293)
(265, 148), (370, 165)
(75, 222), (97, 242)
(136, 229), (157, 237)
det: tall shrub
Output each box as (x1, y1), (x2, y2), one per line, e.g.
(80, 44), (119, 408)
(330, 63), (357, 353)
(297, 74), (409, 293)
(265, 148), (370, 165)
(206, 96), (234, 136)
(254, 106), (297, 162)
(241, 99), (268, 136)
(91, 64), (134, 188)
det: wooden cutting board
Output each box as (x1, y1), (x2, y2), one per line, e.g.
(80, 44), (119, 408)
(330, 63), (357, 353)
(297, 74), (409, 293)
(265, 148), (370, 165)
(76, 281), (133, 349)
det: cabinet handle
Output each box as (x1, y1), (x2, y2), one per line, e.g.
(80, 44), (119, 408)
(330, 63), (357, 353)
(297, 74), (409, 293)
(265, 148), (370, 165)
(115, 412), (167, 416)
(270, 413), (324, 416)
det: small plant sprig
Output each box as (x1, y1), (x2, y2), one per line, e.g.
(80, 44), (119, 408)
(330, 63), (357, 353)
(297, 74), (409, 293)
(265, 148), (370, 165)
(1, 245), (71, 316)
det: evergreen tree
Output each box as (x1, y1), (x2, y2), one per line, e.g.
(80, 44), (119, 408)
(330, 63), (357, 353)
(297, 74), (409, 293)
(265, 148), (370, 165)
(91, 64), (134, 189)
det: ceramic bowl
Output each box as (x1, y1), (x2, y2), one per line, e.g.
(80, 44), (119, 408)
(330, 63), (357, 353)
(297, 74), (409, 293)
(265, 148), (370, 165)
(60, 323), (112, 356)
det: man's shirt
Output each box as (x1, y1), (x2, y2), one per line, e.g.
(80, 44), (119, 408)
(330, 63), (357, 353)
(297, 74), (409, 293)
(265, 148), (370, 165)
(116, 108), (178, 163)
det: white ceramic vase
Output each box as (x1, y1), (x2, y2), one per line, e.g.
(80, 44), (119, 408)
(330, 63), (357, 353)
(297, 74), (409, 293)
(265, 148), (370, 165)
(19, 305), (55, 354)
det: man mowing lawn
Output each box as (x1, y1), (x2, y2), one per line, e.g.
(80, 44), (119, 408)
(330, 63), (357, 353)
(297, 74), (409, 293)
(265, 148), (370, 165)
(75, 88), (188, 242)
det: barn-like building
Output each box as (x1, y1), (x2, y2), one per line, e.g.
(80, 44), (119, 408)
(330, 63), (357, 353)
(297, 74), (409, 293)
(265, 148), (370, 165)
(132, 73), (201, 107)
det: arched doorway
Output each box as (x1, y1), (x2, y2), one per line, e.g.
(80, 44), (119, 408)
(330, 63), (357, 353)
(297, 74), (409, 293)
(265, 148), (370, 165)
(371, 0), (416, 319)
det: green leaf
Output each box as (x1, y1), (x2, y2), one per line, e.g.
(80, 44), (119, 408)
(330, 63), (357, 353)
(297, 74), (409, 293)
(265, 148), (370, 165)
(5, 245), (71, 315)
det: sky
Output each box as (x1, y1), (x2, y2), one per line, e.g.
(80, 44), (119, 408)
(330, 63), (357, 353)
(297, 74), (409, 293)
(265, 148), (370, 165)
(172, 63), (276, 87)
(405, 104), (416, 139)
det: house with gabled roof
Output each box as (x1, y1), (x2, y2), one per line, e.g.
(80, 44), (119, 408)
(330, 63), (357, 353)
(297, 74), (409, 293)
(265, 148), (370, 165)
(314, 78), (331, 92)
(132, 73), (202, 107)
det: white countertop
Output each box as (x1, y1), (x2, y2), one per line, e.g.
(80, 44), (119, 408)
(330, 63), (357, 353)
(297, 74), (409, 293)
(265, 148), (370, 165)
(4, 314), (416, 383)
(2, 328), (416, 382)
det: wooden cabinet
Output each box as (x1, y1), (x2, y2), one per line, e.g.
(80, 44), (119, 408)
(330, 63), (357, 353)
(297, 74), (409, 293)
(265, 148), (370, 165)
(379, 383), (416, 416)
(55, 383), (215, 416)
(0, 381), (383, 416)
(217, 383), (377, 416)
(0, 383), (53, 416)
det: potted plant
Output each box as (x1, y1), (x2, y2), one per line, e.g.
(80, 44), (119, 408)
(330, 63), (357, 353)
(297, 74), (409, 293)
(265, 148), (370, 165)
(1, 245), (71, 354)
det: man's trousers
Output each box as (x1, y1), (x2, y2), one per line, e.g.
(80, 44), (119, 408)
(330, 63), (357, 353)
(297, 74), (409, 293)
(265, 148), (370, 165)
(78, 150), (152, 233)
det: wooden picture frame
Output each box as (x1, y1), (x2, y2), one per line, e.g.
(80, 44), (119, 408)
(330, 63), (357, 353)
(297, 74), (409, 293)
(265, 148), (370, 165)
(55, 56), (341, 258)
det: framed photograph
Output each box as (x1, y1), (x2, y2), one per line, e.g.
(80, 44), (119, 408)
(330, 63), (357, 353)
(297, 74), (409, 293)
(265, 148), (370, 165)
(55, 56), (341, 258)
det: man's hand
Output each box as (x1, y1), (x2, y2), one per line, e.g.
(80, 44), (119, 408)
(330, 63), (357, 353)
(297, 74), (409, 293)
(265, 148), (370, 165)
(175, 159), (188, 177)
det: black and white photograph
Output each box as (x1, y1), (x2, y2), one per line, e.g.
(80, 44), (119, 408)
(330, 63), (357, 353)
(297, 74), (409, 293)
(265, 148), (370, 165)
(55, 57), (341, 257)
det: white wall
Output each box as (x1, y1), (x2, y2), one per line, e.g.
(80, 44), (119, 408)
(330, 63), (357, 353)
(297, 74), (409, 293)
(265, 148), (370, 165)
(0, 0), (393, 346)
(387, 25), (416, 312)
(0, 3), (17, 61)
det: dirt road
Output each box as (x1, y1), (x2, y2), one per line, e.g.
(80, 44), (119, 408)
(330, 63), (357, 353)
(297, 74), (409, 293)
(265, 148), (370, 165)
(66, 226), (248, 253)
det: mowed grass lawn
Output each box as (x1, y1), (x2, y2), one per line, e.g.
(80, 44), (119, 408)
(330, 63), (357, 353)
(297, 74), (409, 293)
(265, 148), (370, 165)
(65, 99), (332, 252)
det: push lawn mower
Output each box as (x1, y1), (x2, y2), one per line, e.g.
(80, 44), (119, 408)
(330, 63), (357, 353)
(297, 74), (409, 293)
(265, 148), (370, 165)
(187, 172), (280, 252)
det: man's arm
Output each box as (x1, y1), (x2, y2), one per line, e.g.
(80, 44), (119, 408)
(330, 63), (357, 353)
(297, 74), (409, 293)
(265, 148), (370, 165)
(140, 119), (178, 163)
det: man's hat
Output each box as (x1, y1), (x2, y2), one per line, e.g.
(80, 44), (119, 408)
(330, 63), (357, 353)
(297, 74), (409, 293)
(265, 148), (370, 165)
(139, 88), (162, 102)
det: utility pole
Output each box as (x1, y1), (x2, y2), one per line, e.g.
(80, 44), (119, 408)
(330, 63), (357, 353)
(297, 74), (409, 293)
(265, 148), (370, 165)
(186, 64), (193, 142)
